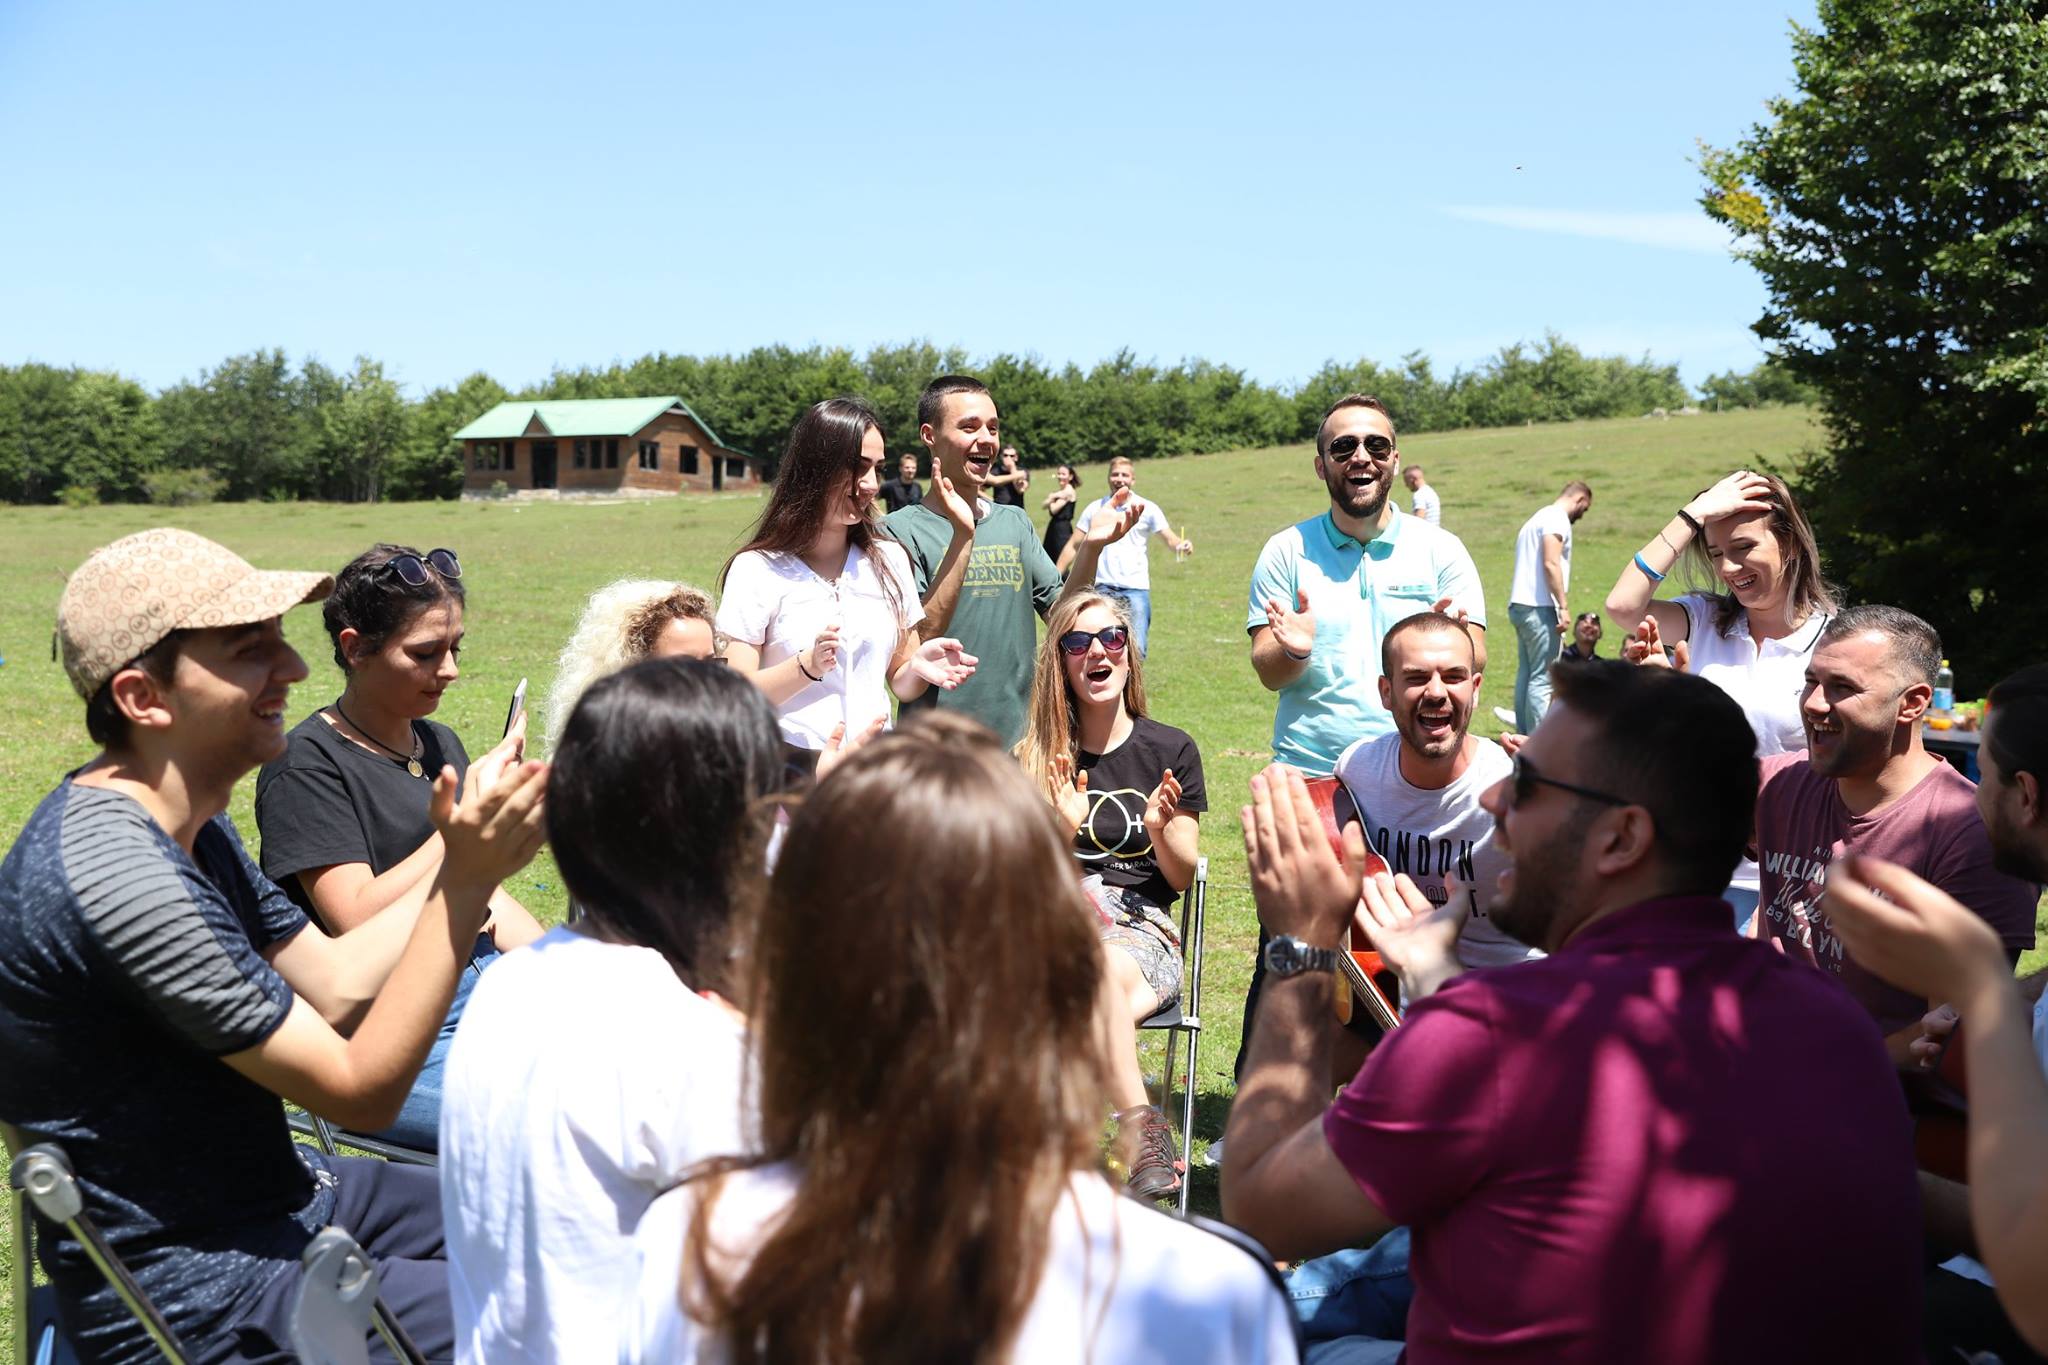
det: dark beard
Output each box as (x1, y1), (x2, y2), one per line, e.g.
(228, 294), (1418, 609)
(1491, 805), (1596, 951)
(1326, 468), (1390, 520)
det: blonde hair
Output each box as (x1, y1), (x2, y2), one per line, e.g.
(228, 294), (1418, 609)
(543, 579), (715, 753)
(1014, 592), (1148, 795)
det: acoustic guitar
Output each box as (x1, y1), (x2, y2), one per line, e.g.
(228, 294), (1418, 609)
(1301, 774), (1403, 1033)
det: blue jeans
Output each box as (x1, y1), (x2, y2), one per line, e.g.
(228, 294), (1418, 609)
(1726, 884), (1761, 935)
(1100, 586), (1152, 655)
(1509, 602), (1562, 734)
(370, 939), (499, 1152)
(1288, 1227), (1413, 1364)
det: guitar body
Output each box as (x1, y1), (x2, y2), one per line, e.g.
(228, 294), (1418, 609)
(1301, 774), (1403, 1032)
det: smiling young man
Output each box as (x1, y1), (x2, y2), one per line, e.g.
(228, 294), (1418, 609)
(0, 528), (548, 1362)
(884, 375), (1137, 746)
(1756, 604), (2037, 1042)
(1059, 456), (1192, 655)
(1225, 661), (1922, 1363)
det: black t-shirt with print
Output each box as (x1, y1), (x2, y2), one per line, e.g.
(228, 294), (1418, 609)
(254, 712), (469, 925)
(1073, 716), (1207, 911)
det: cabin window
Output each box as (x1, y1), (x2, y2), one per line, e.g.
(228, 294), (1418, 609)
(679, 444), (699, 475)
(638, 440), (660, 470)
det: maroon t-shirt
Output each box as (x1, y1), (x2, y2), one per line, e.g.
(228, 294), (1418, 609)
(1324, 896), (1921, 1365)
(1755, 752), (2038, 1034)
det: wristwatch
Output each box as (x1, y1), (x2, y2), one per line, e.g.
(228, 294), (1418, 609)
(1263, 935), (1340, 980)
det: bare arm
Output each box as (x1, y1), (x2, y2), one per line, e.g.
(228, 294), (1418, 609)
(917, 477), (979, 638)
(1605, 512), (1695, 642)
(1250, 585), (1316, 692)
(298, 836), (444, 934)
(724, 633), (839, 709)
(1141, 771), (1200, 895)
(887, 627), (977, 702)
(485, 886), (544, 949)
(1541, 536), (1569, 627)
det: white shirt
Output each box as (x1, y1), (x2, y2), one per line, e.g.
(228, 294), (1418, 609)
(1076, 494), (1172, 590)
(1410, 483), (1441, 526)
(1676, 594), (1830, 894)
(715, 541), (924, 750)
(621, 1167), (1299, 1364)
(440, 927), (750, 1365)
(1336, 732), (1542, 971)
(1508, 503), (1573, 608)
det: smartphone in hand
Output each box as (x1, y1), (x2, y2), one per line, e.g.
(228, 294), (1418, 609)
(503, 678), (528, 739)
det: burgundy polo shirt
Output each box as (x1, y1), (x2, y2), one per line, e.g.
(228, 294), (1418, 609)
(1324, 895), (1921, 1364)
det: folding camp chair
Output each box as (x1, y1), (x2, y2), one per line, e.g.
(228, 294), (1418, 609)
(290, 1226), (427, 1365)
(1138, 855), (1207, 1217)
(6, 1127), (191, 1364)
(287, 1111), (438, 1167)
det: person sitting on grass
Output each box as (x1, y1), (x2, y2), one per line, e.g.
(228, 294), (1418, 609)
(1225, 661), (1923, 1364)
(0, 528), (547, 1363)
(255, 542), (545, 1152)
(1017, 592), (1205, 1201)
(440, 659), (782, 1365)
(543, 578), (720, 753)
(620, 714), (1298, 1364)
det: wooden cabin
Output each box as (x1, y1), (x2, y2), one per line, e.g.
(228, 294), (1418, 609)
(455, 397), (760, 498)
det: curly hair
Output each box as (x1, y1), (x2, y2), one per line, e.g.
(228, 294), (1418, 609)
(543, 579), (715, 753)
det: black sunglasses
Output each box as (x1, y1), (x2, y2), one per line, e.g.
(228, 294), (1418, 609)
(1058, 625), (1130, 656)
(1510, 752), (1634, 813)
(1327, 434), (1395, 461)
(386, 548), (461, 587)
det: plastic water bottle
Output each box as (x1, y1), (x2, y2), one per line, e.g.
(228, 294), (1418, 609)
(1932, 659), (1955, 718)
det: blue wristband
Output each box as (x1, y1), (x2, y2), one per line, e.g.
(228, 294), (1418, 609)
(1632, 552), (1667, 584)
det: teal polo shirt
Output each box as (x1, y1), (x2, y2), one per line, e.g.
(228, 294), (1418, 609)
(1245, 506), (1487, 774)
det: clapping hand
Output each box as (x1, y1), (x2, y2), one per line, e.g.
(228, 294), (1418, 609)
(1050, 752), (1091, 837)
(816, 716), (885, 781)
(430, 751), (548, 898)
(1824, 855), (2013, 1005)
(1622, 616), (1688, 671)
(1264, 589), (1317, 660)
(1240, 764), (1370, 945)
(935, 474), (975, 536)
(1143, 768), (1182, 834)
(908, 637), (978, 691)
(1081, 488), (1144, 551)
(1909, 1002), (1960, 1071)
(803, 624), (843, 679)
(1357, 870), (1468, 1002)
(1686, 470), (1778, 525)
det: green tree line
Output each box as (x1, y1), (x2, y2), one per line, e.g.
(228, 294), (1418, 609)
(0, 336), (1789, 506)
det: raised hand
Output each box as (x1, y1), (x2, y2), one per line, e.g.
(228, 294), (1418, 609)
(1264, 588), (1317, 659)
(1430, 595), (1470, 631)
(1050, 752), (1091, 837)
(803, 623), (843, 679)
(1142, 768), (1182, 833)
(1824, 855), (2013, 1005)
(1240, 763), (1370, 944)
(1356, 870), (1468, 1002)
(908, 637), (977, 691)
(1622, 616), (1687, 670)
(1082, 488), (1143, 550)
(431, 754), (549, 894)
(1910, 1002), (1960, 1072)
(1684, 469), (1778, 525)
(816, 716), (886, 781)
(935, 473), (975, 536)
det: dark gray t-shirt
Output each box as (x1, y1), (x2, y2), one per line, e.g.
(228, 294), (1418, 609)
(0, 782), (332, 1363)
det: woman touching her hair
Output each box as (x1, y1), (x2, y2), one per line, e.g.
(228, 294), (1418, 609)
(717, 397), (975, 774)
(543, 578), (719, 753)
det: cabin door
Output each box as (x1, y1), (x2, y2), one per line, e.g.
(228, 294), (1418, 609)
(532, 442), (558, 489)
(711, 454), (723, 491)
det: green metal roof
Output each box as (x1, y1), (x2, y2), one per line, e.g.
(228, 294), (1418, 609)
(453, 396), (732, 448)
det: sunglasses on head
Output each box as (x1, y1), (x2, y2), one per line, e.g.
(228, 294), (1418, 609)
(1327, 434), (1395, 461)
(385, 548), (461, 587)
(1059, 625), (1130, 656)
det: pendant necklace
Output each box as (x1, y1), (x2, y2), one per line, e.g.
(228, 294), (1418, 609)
(333, 700), (426, 778)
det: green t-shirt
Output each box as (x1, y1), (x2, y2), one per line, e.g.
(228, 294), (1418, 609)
(885, 500), (1063, 747)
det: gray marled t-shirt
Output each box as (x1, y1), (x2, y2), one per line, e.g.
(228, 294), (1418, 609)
(0, 781), (333, 1363)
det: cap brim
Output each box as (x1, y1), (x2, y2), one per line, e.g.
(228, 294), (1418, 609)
(173, 568), (334, 632)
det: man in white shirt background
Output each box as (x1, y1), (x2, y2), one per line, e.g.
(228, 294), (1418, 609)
(1059, 456), (1193, 655)
(1403, 465), (1441, 527)
(1506, 479), (1593, 733)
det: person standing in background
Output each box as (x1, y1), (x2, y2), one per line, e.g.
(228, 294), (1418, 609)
(877, 451), (924, 514)
(1507, 480), (1593, 733)
(987, 444), (1029, 508)
(1042, 463), (1081, 562)
(1403, 465), (1440, 527)
(1060, 456), (1192, 655)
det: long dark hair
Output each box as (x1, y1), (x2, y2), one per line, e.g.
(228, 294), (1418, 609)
(1685, 474), (1837, 637)
(719, 397), (904, 624)
(685, 713), (1107, 1362)
(546, 657), (783, 994)
(323, 543), (465, 673)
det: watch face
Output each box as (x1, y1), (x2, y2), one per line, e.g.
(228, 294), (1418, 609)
(1264, 937), (1302, 975)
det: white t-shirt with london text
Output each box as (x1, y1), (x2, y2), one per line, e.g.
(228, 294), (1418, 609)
(1509, 502), (1573, 608)
(621, 1167), (1299, 1364)
(1336, 732), (1541, 971)
(440, 926), (750, 1365)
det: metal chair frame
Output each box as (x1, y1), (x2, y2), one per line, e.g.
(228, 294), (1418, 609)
(290, 1225), (426, 1365)
(287, 1111), (438, 1167)
(1137, 855), (1207, 1217)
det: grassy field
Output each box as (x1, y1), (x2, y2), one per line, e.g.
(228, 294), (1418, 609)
(3, 404), (2036, 1350)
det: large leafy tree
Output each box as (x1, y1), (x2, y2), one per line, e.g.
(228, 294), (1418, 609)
(1701, 0), (2048, 686)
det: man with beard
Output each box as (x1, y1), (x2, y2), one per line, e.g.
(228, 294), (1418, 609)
(1756, 605), (2036, 1044)
(1506, 480), (1594, 734)
(1248, 394), (1486, 775)
(886, 375), (1138, 746)
(1224, 661), (1923, 1364)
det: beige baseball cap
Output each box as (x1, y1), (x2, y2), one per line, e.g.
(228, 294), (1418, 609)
(57, 528), (334, 700)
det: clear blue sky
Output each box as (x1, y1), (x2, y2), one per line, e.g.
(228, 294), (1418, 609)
(0, 0), (1816, 398)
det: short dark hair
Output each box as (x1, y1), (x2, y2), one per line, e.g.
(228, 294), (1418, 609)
(84, 629), (191, 748)
(1574, 611), (1602, 629)
(323, 544), (465, 674)
(1987, 664), (2048, 788)
(1562, 480), (1592, 500)
(1381, 610), (1476, 677)
(1547, 660), (1758, 895)
(1818, 604), (1941, 689)
(546, 657), (784, 993)
(1315, 393), (1394, 457)
(918, 375), (991, 433)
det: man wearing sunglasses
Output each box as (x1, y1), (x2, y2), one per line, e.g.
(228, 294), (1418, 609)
(1224, 660), (1922, 1363)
